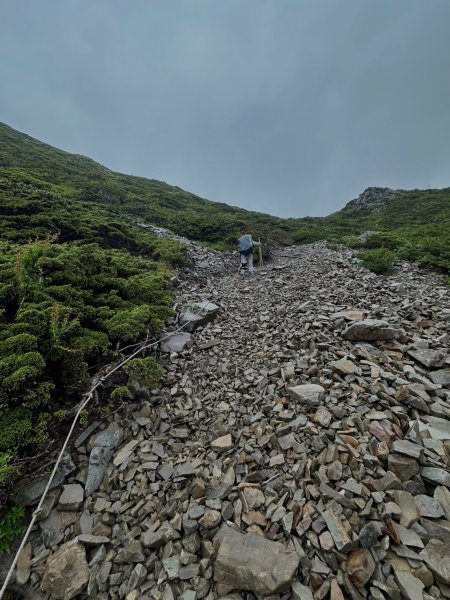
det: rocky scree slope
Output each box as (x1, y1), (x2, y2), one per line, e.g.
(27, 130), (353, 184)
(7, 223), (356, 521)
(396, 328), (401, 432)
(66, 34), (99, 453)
(6, 242), (450, 600)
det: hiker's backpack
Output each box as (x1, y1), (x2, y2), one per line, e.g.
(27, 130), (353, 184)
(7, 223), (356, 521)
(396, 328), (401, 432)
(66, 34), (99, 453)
(238, 234), (253, 253)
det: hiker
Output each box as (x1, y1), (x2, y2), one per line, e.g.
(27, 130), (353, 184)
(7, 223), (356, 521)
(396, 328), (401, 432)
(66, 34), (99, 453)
(238, 234), (261, 276)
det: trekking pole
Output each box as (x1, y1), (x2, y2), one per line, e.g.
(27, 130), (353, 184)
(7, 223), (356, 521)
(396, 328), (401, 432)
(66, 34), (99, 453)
(258, 238), (263, 268)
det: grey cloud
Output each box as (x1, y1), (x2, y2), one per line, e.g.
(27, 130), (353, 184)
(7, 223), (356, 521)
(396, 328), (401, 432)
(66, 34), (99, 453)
(1, 0), (449, 217)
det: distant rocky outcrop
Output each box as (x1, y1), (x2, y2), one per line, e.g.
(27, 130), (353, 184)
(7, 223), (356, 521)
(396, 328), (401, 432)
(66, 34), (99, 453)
(346, 187), (404, 211)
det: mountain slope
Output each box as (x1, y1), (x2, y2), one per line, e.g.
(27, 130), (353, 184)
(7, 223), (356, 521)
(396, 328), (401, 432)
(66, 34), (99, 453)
(0, 122), (290, 247)
(1, 122), (449, 260)
(0, 121), (449, 505)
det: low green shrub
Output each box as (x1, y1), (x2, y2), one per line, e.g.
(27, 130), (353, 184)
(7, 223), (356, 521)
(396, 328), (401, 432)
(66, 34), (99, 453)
(0, 454), (14, 487)
(361, 232), (408, 250)
(340, 236), (362, 249)
(361, 248), (397, 275)
(0, 237), (173, 467)
(326, 242), (339, 251)
(0, 506), (25, 554)
(110, 385), (132, 400)
(123, 357), (164, 388)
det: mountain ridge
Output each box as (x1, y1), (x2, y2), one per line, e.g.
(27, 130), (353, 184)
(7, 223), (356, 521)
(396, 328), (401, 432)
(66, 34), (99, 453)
(1, 120), (449, 262)
(2, 120), (449, 231)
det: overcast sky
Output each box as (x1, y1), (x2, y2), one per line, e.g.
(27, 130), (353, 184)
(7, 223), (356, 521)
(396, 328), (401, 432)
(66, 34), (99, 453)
(1, 1), (450, 217)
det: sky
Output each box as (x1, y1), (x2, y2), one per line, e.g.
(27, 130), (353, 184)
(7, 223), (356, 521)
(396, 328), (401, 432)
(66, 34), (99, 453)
(1, 1), (450, 217)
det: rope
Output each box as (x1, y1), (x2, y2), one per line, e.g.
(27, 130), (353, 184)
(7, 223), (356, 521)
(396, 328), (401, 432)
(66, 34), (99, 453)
(0, 300), (214, 597)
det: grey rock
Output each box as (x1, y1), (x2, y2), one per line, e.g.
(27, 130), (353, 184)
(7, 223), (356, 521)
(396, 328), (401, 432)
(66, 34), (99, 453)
(314, 406), (333, 427)
(435, 486), (450, 520)
(419, 517), (450, 542)
(342, 319), (403, 341)
(331, 358), (359, 375)
(179, 563), (200, 579)
(113, 439), (139, 467)
(16, 542), (32, 586)
(14, 452), (75, 506)
(421, 539), (450, 584)
(393, 491), (419, 528)
(407, 349), (446, 369)
(414, 495), (445, 518)
(85, 429), (123, 497)
(292, 581), (314, 600)
(214, 524), (299, 595)
(160, 332), (193, 353)
(163, 555), (181, 580)
(388, 454), (420, 481)
(115, 541), (145, 563)
(74, 420), (101, 449)
(430, 369), (450, 387)
(58, 483), (84, 511)
(359, 522), (380, 548)
(128, 563), (147, 590)
(41, 541), (89, 599)
(392, 439), (423, 460)
(322, 509), (352, 551)
(394, 571), (424, 600)
(420, 467), (450, 488)
(179, 301), (219, 333)
(287, 384), (325, 406)
(39, 508), (77, 546)
(175, 462), (196, 477)
(142, 522), (176, 547)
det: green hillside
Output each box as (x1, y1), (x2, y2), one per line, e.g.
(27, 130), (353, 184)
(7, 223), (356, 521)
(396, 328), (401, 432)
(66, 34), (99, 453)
(0, 122), (290, 247)
(324, 188), (450, 273)
(0, 121), (448, 496)
(1, 121), (449, 259)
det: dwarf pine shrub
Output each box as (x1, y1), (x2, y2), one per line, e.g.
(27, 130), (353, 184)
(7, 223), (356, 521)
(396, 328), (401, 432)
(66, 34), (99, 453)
(361, 248), (396, 275)
(0, 235), (174, 476)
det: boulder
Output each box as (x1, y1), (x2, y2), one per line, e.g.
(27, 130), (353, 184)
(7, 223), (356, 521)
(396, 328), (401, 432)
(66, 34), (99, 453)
(160, 332), (193, 353)
(342, 319), (403, 341)
(287, 384), (325, 406)
(214, 525), (299, 595)
(179, 301), (219, 332)
(85, 429), (122, 497)
(41, 541), (89, 599)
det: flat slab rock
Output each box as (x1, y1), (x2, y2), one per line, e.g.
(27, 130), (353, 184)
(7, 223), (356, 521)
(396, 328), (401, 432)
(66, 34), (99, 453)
(179, 301), (219, 333)
(41, 541), (89, 599)
(430, 369), (450, 387)
(421, 539), (450, 584)
(160, 332), (193, 353)
(287, 384), (325, 406)
(214, 524), (300, 595)
(342, 319), (403, 341)
(407, 348), (447, 369)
